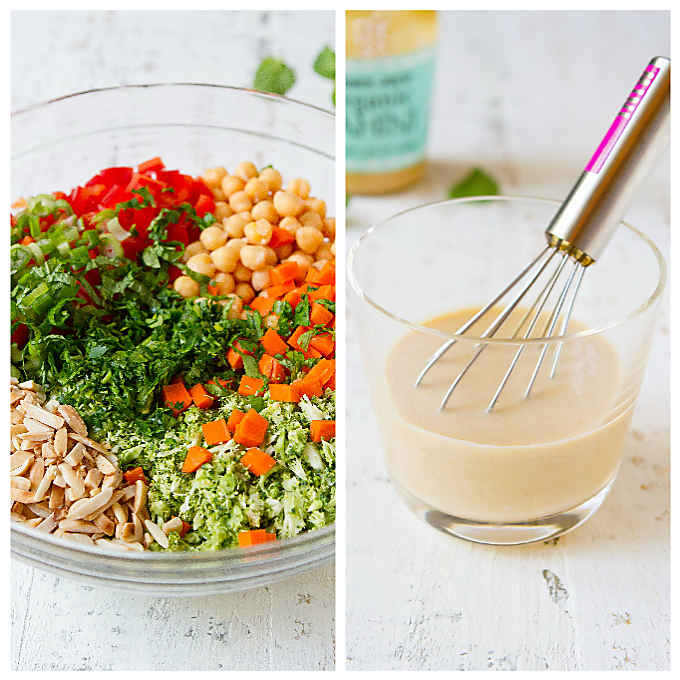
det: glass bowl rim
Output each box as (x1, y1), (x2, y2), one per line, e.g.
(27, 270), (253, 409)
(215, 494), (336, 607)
(11, 81), (335, 120)
(11, 82), (335, 567)
(348, 195), (667, 346)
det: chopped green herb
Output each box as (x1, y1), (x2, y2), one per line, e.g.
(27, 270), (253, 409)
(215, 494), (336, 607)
(254, 57), (296, 95)
(447, 168), (500, 200)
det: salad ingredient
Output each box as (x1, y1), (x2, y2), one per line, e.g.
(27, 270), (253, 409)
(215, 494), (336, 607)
(310, 420), (336, 443)
(238, 529), (277, 547)
(201, 419), (230, 446)
(447, 168), (500, 200)
(240, 447), (277, 476)
(162, 382), (193, 417)
(233, 408), (269, 447)
(123, 467), (147, 484)
(226, 409), (246, 433)
(269, 384), (300, 403)
(189, 383), (215, 409)
(181, 446), (213, 474)
(238, 375), (265, 396)
(254, 58), (296, 95)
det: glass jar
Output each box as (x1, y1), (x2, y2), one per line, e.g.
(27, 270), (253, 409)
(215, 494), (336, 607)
(346, 11), (437, 194)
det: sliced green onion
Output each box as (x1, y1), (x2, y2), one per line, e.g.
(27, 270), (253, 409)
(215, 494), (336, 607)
(57, 241), (71, 257)
(99, 233), (124, 258)
(26, 242), (45, 265)
(106, 217), (130, 242)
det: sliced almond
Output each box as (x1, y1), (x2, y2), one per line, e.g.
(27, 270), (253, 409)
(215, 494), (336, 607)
(133, 480), (148, 516)
(32, 465), (58, 502)
(48, 485), (65, 510)
(69, 433), (108, 453)
(36, 513), (57, 533)
(58, 519), (100, 534)
(57, 404), (88, 436)
(53, 427), (68, 456)
(93, 513), (115, 536)
(67, 487), (113, 520)
(162, 517), (183, 534)
(10, 488), (35, 503)
(11, 476), (31, 491)
(22, 417), (54, 435)
(111, 502), (127, 524)
(84, 468), (103, 489)
(24, 404), (64, 430)
(96, 454), (117, 475)
(144, 519), (169, 548)
(58, 463), (85, 500)
(64, 442), (86, 467)
(62, 532), (95, 546)
(28, 458), (44, 489)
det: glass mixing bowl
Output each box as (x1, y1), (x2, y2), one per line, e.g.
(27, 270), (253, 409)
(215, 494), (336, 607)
(349, 196), (665, 545)
(11, 84), (335, 594)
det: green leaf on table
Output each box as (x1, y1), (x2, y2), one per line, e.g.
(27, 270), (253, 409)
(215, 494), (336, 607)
(313, 46), (335, 79)
(447, 168), (500, 200)
(254, 57), (296, 95)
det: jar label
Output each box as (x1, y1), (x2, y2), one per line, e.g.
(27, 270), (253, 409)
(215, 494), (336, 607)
(346, 47), (436, 173)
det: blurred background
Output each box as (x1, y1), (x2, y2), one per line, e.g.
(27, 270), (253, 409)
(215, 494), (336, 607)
(347, 10), (670, 671)
(11, 10), (335, 673)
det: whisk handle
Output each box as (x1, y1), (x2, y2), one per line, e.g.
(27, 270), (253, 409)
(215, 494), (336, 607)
(545, 56), (670, 264)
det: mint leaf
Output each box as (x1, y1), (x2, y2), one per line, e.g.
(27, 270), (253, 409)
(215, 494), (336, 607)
(254, 58), (296, 95)
(447, 168), (500, 199)
(313, 46), (335, 80)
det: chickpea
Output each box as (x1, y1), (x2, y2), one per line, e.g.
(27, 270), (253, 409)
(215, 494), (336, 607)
(229, 190), (252, 213)
(214, 201), (233, 221)
(221, 174), (245, 197)
(224, 213), (248, 238)
(202, 166), (227, 188)
(211, 245), (240, 273)
(182, 240), (206, 262)
(239, 245), (268, 271)
(287, 251), (313, 277)
(263, 246), (278, 266)
(174, 275), (199, 298)
(244, 219), (273, 246)
(187, 253), (216, 278)
(234, 263), (253, 282)
(200, 225), (227, 251)
(221, 294), (243, 319)
(306, 197), (326, 219)
(264, 313), (279, 329)
(251, 267), (272, 291)
(251, 200), (279, 223)
(287, 177), (311, 199)
(273, 190), (304, 217)
(279, 216), (301, 234)
(235, 282), (256, 304)
(244, 177), (269, 202)
(212, 272), (235, 295)
(235, 161), (258, 180)
(299, 210), (323, 229)
(315, 242), (334, 261)
(224, 237), (247, 256)
(274, 243), (294, 260)
(323, 217), (336, 240)
(296, 226), (324, 254)
(211, 187), (226, 202)
(259, 167), (282, 192)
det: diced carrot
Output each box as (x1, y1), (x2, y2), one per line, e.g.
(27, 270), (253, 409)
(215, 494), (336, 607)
(182, 445), (213, 473)
(309, 284), (335, 302)
(240, 447), (277, 476)
(226, 409), (246, 433)
(310, 333), (334, 357)
(265, 280), (296, 299)
(227, 340), (253, 370)
(123, 467), (147, 484)
(270, 261), (299, 286)
(238, 529), (276, 547)
(162, 382), (192, 416)
(179, 520), (191, 537)
(190, 383), (215, 409)
(310, 302), (334, 326)
(202, 419), (230, 446)
(306, 358), (335, 387)
(138, 156), (164, 173)
(269, 226), (296, 248)
(20, 235), (35, 245)
(238, 375), (265, 396)
(287, 326), (310, 351)
(258, 354), (287, 383)
(327, 373), (335, 390)
(233, 408), (269, 447)
(207, 377), (231, 391)
(283, 289), (302, 309)
(250, 295), (275, 316)
(294, 376), (323, 399)
(269, 383), (300, 403)
(306, 261), (335, 285)
(310, 420), (336, 442)
(261, 328), (289, 356)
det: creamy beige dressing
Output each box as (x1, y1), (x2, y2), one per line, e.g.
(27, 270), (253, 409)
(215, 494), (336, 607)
(377, 307), (632, 522)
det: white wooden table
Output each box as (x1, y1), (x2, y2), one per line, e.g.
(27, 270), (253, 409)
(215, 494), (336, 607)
(346, 11), (670, 671)
(11, 10), (335, 671)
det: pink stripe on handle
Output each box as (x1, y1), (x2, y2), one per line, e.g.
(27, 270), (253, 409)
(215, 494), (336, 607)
(585, 65), (660, 173)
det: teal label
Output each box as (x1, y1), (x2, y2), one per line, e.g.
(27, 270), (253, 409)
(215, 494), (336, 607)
(346, 47), (435, 173)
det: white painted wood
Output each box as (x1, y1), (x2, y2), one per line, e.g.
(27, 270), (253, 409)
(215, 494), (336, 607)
(11, 10), (335, 671)
(346, 11), (669, 671)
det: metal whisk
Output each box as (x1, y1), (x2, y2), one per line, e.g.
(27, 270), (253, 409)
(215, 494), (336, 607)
(416, 56), (670, 412)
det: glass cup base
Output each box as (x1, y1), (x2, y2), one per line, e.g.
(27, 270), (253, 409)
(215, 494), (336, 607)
(393, 477), (615, 546)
